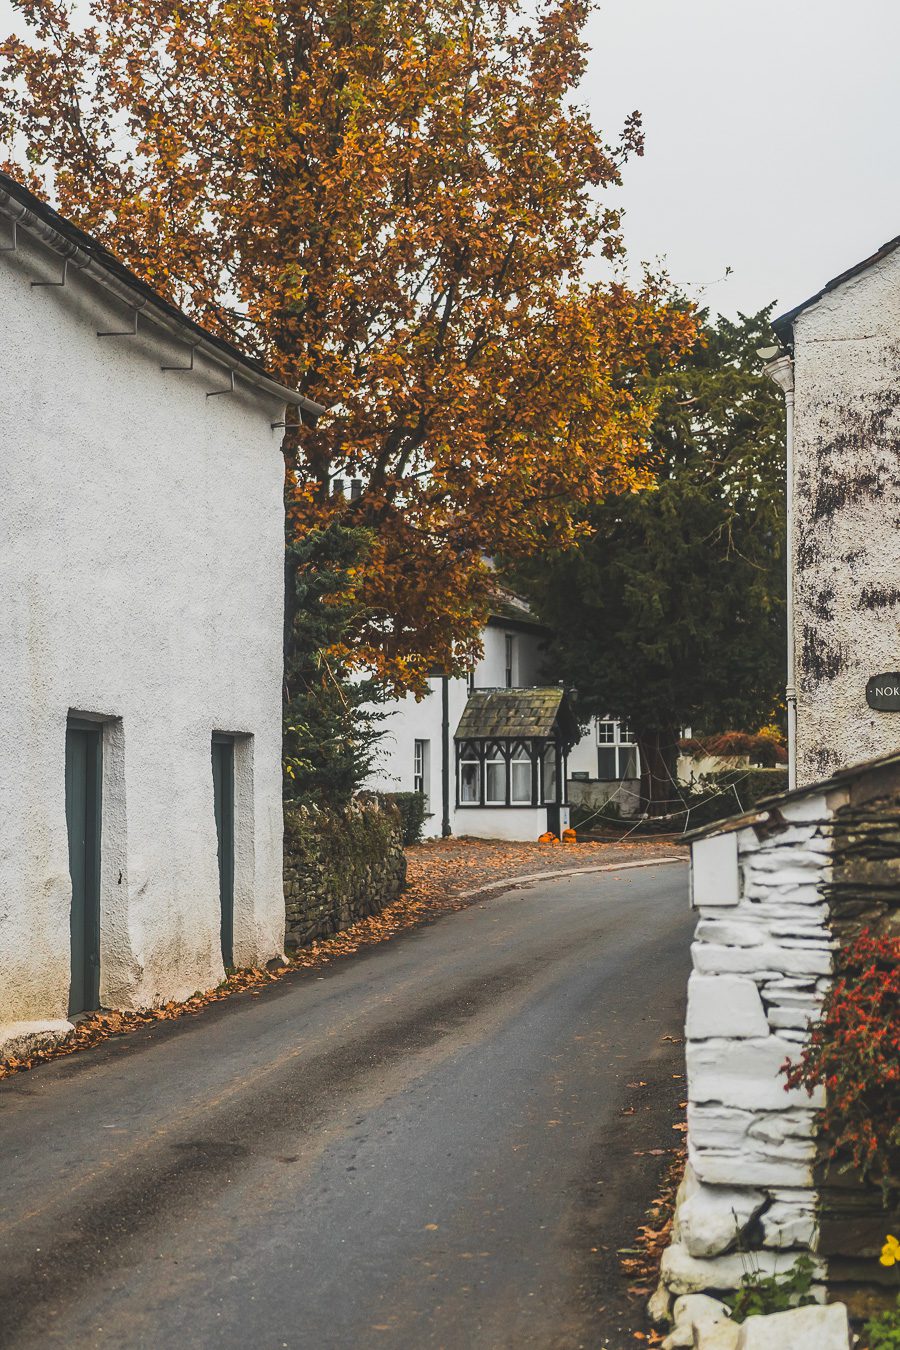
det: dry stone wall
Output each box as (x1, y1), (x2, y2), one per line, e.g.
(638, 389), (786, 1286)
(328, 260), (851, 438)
(283, 800), (407, 948)
(663, 792), (846, 1297)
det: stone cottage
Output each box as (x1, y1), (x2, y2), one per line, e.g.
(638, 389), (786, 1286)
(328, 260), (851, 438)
(768, 237), (900, 786)
(0, 172), (325, 1055)
(660, 750), (900, 1316)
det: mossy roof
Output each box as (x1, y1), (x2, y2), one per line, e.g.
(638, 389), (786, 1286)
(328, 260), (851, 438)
(454, 687), (578, 746)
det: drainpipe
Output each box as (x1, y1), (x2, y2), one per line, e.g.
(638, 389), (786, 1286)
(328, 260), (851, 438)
(441, 676), (451, 836)
(764, 353), (797, 789)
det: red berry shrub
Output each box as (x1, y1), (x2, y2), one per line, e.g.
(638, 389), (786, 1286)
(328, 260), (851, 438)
(784, 930), (900, 1198)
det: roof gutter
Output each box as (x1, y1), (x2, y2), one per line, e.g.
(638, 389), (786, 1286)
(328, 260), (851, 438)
(0, 180), (327, 420)
(764, 352), (797, 790)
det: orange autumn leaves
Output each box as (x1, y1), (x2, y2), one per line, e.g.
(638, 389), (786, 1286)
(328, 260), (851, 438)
(1, 0), (695, 692)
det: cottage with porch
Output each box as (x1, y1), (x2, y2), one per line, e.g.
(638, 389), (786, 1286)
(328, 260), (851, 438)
(362, 598), (641, 840)
(0, 173), (325, 1056)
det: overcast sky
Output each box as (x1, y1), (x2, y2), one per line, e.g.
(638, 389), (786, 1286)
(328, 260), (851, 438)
(2, 0), (898, 320)
(585, 0), (900, 317)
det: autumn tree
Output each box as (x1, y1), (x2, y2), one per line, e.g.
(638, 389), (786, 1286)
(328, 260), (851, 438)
(518, 308), (786, 812)
(1, 0), (693, 693)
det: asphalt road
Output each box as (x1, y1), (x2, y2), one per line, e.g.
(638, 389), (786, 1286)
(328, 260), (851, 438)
(0, 861), (692, 1350)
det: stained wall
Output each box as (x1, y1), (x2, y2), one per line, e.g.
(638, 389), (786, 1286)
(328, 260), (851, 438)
(0, 217), (286, 1050)
(791, 249), (900, 783)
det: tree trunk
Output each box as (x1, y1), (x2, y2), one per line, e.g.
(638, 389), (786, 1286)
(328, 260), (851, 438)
(637, 729), (679, 817)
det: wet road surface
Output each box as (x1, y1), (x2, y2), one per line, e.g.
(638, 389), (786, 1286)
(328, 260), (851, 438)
(0, 861), (691, 1350)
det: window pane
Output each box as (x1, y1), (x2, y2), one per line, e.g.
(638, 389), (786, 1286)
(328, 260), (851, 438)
(619, 722), (635, 744)
(620, 746), (638, 779)
(460, 761), (480, 803)
(597, 747), (617, 781)
(542, 746), (557, 802)
(486, 759), (507, 804)
(511, 759), (532, 803)
(597, 720), (616, 744)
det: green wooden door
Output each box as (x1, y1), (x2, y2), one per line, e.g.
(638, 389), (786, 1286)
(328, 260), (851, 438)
(65, 720), (102, 1016)
(212, 735), (235, 969)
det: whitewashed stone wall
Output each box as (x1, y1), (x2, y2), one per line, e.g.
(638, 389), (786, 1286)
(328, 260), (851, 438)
(662, 789), (849, 1296)
(786, 244), (900, 785)
(0, 185), (289, 1053)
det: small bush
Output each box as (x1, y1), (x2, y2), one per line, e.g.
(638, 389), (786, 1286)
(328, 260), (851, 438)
(783, 931), (900, 1199)
(373, 791), (427, 846)
(571, 799), (621, 830)
(864, 1294), (900, 1350)
(680, 768), (789, 829)
(727, 1254), (817, 1323)
(679, 730), (788, 767)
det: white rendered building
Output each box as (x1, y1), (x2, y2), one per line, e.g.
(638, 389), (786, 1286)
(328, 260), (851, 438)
(364, 603), (641, 840)
(770, 235), (900, 786)
(0, 173), (325, 1054)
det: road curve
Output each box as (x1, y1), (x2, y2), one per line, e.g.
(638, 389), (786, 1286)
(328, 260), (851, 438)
(0, 862), (691, 1350)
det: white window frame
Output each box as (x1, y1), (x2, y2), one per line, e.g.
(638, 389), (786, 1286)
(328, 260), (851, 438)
(541, 743), (558, 804)
(510, 744), (533, 804)
(459, 754), (481, 804)
(485, 742), (508, 805)
(505, 634), (515, 689)
(596, 719), (640, 781)
(413, 739), (428, 801)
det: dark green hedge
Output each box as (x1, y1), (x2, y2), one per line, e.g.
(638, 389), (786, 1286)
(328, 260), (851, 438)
(371, 791), (427, 846)
(682, 768), (789, 829)
(573, 768), (789, 835)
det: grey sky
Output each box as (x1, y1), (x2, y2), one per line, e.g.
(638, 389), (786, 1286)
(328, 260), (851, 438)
(2, 0), (898, 321)
(585, 0), (900, 317)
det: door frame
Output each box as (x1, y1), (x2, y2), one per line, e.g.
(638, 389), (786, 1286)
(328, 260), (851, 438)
(66, 717), (103, 1015)
(211, 733), (235, 969)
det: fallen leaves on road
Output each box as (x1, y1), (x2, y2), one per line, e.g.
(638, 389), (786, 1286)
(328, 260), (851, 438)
(0, 835), (680, 1084)
(620, 1114), (687, 1347)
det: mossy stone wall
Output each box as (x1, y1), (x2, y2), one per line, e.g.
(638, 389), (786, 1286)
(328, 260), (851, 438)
(283, 800), (407, 948)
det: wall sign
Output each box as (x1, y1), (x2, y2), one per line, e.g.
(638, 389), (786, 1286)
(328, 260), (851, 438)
(866, 673), (900, 711)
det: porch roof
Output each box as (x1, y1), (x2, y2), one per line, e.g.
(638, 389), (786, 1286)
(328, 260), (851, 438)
(454, 687), (579, 747)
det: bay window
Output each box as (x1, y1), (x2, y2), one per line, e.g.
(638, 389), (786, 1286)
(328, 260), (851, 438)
(510, 744), (532, 804)
(485, 742), (507, 804)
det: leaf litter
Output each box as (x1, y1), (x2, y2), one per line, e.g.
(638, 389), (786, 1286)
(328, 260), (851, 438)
(0, 836), (676, 1083)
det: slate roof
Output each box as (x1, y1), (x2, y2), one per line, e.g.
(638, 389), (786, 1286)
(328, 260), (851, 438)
(772, 232), (900, 345)
(455, 688), (579, 747)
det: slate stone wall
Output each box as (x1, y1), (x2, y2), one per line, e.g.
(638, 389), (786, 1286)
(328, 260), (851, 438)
(663, 793), (837, 1298)
(283, 800), (407, 949)
(662, 765), (900, 1314)
(790, 247), (900, 786)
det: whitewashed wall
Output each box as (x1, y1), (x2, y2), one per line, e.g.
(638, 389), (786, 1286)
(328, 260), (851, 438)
(0, 224), (286, 1051)
(661, 789), (847, 1296)
(367, 677), (469, 828)
(791, 247), (900, 784)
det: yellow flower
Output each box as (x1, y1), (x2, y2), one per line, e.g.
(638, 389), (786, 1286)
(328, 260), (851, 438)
(880, 1234), (900, 1267)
